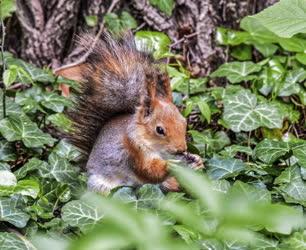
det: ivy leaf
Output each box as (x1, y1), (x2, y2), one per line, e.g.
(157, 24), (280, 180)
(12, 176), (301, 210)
(62, 200), (104, 232)
(0, 232), (35, 250)
(230, 181), (271, 203)
(0, 140), (16, 161)
(47, 113), (72, 133)
(84, 15), (98, 27)
(252, 0), (306, 38)
(135, 31), (171, 59)
(278, 166), (306, 206)
(0, 115), (56, 148)
(291, 141), (306, 167)
(149, 0), (175, 16)
(5, 56), (55, 83)
(15, 158), (47, 179)
(254, 139), (290, 164)
(207, 156), (246, 180)
(0, 196), (30, 228)
(281, 231), (306, 249)
(223, 90), (283, 132)
(0, 170), (17, 187)
(52, 140), (81, 162)
(0, 0), (16, 19)
(41, 92), (71, 113)
(3, 66), (17, 87)
(39, 153), (79, 183)
(279, 69), (306, 97)
(112, 187), (138, 206)
(211, 62), (262, 83)
(104, 11), (137, 35)
(0, 89), (22, 118)
(0, 179), (40, 198)
(136, 184), (164, 209)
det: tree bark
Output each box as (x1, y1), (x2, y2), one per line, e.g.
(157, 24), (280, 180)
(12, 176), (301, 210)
(8, 0), (278, 75)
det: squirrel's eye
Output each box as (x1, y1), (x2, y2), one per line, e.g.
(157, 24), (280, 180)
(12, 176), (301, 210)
(156, 126), (165, 136)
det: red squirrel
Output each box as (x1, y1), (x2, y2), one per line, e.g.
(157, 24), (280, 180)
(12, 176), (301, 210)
(56, 32), (204, 193)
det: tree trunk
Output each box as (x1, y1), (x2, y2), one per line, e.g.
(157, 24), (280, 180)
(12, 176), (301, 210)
(8, 0), (278, 75)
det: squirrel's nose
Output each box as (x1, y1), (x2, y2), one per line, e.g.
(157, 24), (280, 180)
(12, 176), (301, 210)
(175, 145), (187, 155)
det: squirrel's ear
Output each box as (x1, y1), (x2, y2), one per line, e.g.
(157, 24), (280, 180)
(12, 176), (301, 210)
(54, 63), (86, 82)
(156, 73), (173, 101)
(139, 74), (157, 118)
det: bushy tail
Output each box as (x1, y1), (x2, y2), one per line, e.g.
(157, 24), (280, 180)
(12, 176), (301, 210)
(56, 32), (171, 156)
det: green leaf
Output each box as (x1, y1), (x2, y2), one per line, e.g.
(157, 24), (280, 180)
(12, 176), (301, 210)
(197, 101), (211, 123)
(0, 114), (56, 148)
(120, 11), (137, 30)
(39, 153), (79, 183)
(254, 43), (278, 57)
(231, 44), (252, 61)
(15, 158), (47, 179)
(220, 145), (253, 158)
(281, 231), (306, 249)
(136, 184), (164, 209)
(0, 170), (17, 186)
(0, 232), (35, 250)
(5, 56), (55, 83)
(230, 181), (271, 203)
(52, 140), (81, 162)
(62, 200), (104, 232)
(210, 62), (261, 83)
(135, 31), (171, 59)
(254, 139), (290, 164)
(279, 68), (306, 96)
(47, 113), (72, 132)
(223, 90), (283, 132)
(291, 141), (306, 168)
(207, 157), (246, 180)
(84, 15), (98, 27)
(104, 11), (137, 35)
(3, 66), (17, 87)
(252, 0), (306, 38)
(0, 179), (40, 198)
(0, 196), (30, 228)
(0, 89), (22, 118)
(296, 53), (306, 65)
(149, 0), (175, 16)
(0, 0), (16, 19)
(240, 16), (279, 43)
(41, 92), (71, 112)
(0, 140), (16, 161)
(278, 166), (306, 206)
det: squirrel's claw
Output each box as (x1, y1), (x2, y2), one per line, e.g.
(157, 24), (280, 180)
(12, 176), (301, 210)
(183, 152), (204, 170)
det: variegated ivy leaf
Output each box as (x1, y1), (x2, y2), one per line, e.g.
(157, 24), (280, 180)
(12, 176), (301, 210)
(0, 140), (16, 161)
(254, 139), (290, 164)
(62, 200), (104, 232)
(0, 114), (56, 148)
(223, 90), (283, 132)
(277, 166), (306, 207)
(39, 153), (79, 183)
(0, 90), (22, 118)
(0, 232), (36, 250)
(211, 61), (262, 83)
(52, 140), (81, 162)
(0, 170), (17, 186)
(0, 196), (30, 228)
(279, 68), (306, 96)
(291, 141), (306, 168)
(207, 156), (246, 180)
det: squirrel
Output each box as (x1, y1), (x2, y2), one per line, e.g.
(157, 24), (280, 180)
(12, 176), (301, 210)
(55, 32), (204, 193)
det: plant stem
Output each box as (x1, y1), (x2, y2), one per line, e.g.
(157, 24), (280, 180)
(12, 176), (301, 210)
(0, 8), (6, 118)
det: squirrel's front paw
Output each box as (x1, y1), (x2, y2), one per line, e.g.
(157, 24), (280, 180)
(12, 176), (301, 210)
(183, 152), (204, 170)
(161, 177), (180, 192)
